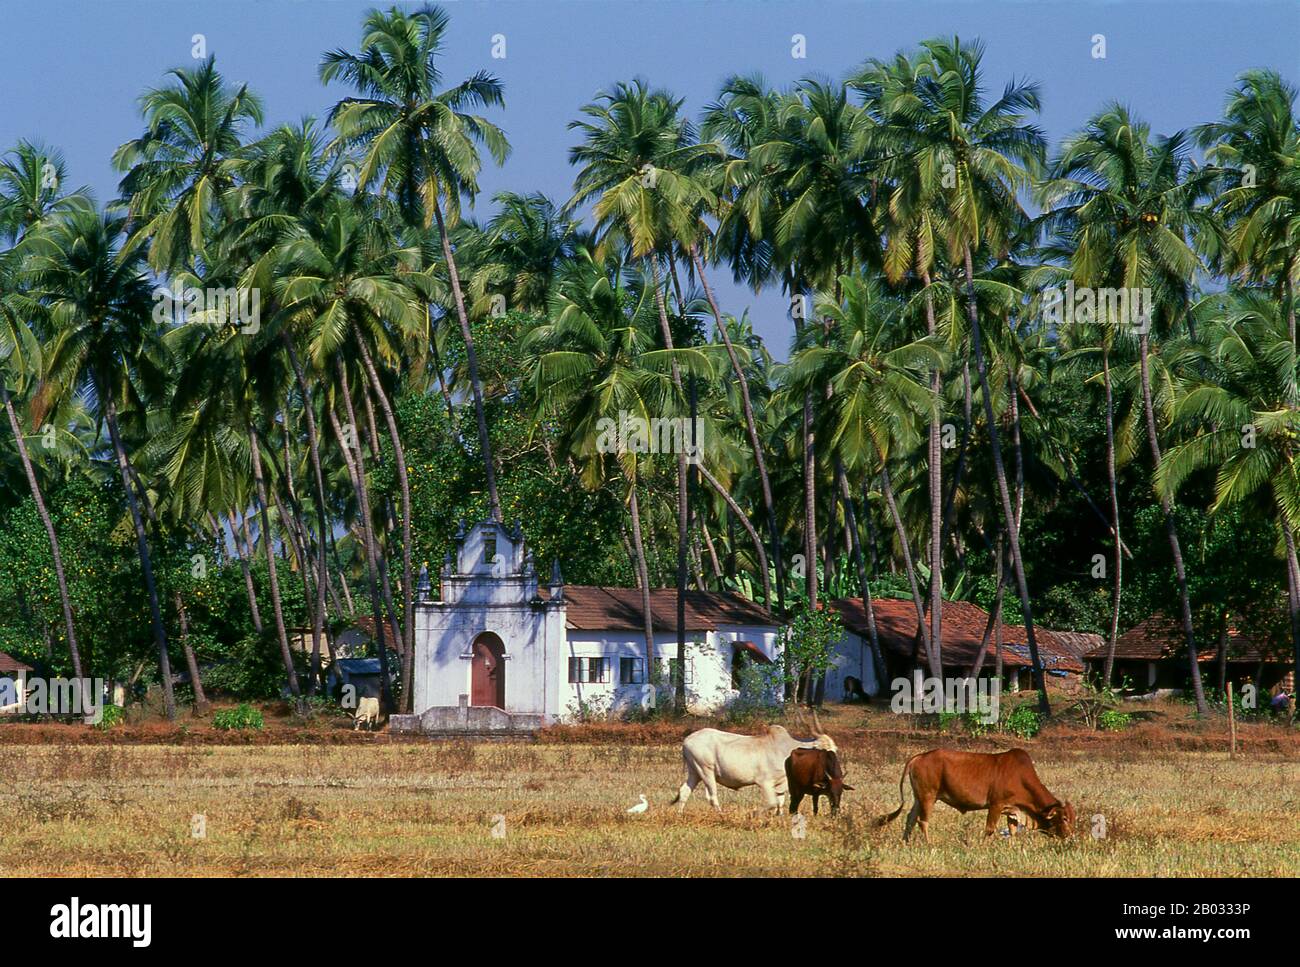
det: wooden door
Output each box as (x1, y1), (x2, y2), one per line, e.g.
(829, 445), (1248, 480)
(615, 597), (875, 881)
(471, 635), (505, 708)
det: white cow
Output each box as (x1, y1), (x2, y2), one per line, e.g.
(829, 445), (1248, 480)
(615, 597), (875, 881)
(353, 696), (382, 731)
(671, 724), (837, 813)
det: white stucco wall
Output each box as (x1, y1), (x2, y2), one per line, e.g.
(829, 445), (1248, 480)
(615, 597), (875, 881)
(827, 631), (883, 699)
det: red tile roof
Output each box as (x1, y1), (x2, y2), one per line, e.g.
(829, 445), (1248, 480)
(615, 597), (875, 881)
(0, 650), (32, 673)
(552, 586), (777, 633)
(830, 598), (1084, 673)
(1084, 613), (1290, 663)
(352, 615), (404, 646)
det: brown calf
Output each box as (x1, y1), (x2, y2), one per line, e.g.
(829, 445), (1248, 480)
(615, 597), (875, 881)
(878, 748), (1075, 842)
(785, 748), (853, 816)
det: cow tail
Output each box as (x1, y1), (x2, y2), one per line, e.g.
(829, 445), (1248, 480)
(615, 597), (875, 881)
(877, 753), (919, 827)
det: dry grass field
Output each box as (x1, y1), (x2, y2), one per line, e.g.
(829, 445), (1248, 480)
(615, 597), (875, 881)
(1, 704), (1297, 877)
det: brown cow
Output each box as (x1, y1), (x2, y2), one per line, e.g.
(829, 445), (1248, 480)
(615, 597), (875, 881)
(785, 748), (854, 816)
(878, 748), (1075, 842)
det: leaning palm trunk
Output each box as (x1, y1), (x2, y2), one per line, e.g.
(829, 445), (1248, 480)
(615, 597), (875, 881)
(1137, 333), (1208, 713)
(327, 369), (395, 712)
(270, 485), (318, 691)
(432, 198), (501, 522)
(962, 248), (1049, 715)
(355, 336), (416, 712)
(878, 464), (933, 657)
(227, 510), (265, 634)
(103, 393), (174, 719)
(689, 246), (787, 615)
(248, 423), (302, 700)
(698, 464), (772, 606)
(277, 425), (325, 691)
(1101, 348), (1123, 686)
(1, 383), (82, 680)
(174, 592), (209, 712)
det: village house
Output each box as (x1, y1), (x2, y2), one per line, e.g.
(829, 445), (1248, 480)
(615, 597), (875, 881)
(825, 597), (1085, 699)
(391, 520), (781, 733)
(0, 649), (31, 713)
(1082, 613), (1292, 693)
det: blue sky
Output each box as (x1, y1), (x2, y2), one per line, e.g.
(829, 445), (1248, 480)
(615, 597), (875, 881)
(2, 0), (1297, 355)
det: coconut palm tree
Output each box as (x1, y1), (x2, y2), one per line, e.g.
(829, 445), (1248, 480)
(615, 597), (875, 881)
(567, 78), (715, 708)
(321, 2), (510, 521)
(0, 142), (85, 680)
(1039, 104), (1216, 712)
(524, 250), (710, 687)
(711, 78), (880, 609)
(464, 191), (586, 319)
(1157, 289), (1300, 701)
(276, 198), (422, 711)
(866, 38), (1052, 711)
(112, 56), (264, 273)
(1195, 70), (1300, 353)
(786, 275), (944, 683)
(26, 198), (177, 717)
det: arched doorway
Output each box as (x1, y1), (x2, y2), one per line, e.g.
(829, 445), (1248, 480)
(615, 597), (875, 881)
(470, 633), (506, 709)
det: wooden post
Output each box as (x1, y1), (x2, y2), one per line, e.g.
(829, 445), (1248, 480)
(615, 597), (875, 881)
(1226, 682), (1237, 759)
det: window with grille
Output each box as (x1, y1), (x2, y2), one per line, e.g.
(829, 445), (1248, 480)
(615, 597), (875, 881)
(568, 657), (609, 683)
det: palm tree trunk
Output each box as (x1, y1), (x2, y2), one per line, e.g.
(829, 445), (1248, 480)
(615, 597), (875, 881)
(802, 390), (818, 607)
(103, 393), (174, 720)
(277, 422), (324, 692)
(227, 510), (264, 634)
(355, 336), (416, 712)
(432, 198), (501, 522)
(920, 270), (943, 677)
(174, 592), (209, 712)
(269, 483), (317, 690)
(698, 464), (772, 606)
(1101, 348), (1123, 686)
(700, 521), (723, 584)
(248, 423), (302, 700)
(282, 336), (332, 705)
(970, 542), (1007, 680)
(689, 246), (786, 615)
(962, 247), (1049, 715)
(1281, 518), (1300, 722)
(837, 460), (887, 689)
(627, 479), (656, 688)
(327, 369), (395, 712)
(1, 383), (82, 680)
(648, 256), (690, 712)
(878, 464), (933, 657)
(1137, 332), (1208, 713)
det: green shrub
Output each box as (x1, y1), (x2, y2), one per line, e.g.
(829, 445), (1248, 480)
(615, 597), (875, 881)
(1003, 704), (1042, 739)
(93, 705), (125, 730)
(1098, 709), (1132, 732)
(212, 703), (264, 731)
